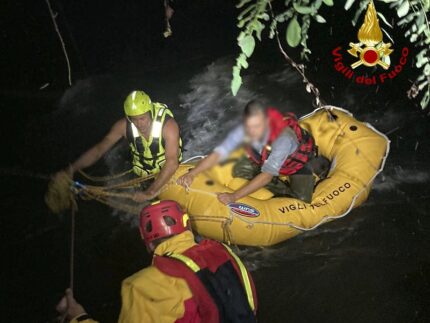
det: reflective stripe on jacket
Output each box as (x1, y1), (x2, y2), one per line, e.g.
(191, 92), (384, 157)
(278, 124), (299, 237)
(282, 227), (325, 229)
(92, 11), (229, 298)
(154, 238), (257, 323)
(126, 102), (182, 177)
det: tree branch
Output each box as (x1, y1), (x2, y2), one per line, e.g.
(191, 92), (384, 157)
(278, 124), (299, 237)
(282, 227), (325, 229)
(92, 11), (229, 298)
(46, 0), (72, 86)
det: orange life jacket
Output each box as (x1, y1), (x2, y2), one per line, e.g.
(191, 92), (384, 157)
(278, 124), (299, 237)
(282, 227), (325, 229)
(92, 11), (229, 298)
(246, 107), (316, 176)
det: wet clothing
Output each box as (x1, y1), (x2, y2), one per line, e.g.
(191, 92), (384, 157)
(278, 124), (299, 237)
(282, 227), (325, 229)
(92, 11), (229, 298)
(214, 108), (316, 177)
(233, 156), (315, 202)
(71, 231), (257, 323)
(126, 102), (182, 177)
(214, 124), (299, 176)
(215, 107), (318, 202)
(245, 108), (316, 176)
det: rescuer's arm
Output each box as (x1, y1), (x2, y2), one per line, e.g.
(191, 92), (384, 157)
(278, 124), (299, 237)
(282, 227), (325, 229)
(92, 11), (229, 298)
(177, 125), (245, 187)
(217, 172), (273, 205)
(176, 151), (221, 187)
(64, 119), (126, 176)
(56, 289), (99, 323)
(133, 119), (180, 201)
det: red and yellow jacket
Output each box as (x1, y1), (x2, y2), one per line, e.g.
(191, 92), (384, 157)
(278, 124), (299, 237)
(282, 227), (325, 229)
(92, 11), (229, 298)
(71, 231), (257, 323)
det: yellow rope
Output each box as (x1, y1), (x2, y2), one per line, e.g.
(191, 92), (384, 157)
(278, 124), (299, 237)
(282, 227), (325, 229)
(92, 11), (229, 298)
(78, 169), (134, 182)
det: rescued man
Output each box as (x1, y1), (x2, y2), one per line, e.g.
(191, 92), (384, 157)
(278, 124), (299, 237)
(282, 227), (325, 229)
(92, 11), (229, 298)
(56, 90), (182, 202)
(57, 200), (258, 323)
(177, 100), (329, 204)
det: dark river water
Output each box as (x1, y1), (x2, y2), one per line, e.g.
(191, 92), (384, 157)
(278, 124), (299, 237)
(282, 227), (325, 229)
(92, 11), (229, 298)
(1, 1), (430, 322)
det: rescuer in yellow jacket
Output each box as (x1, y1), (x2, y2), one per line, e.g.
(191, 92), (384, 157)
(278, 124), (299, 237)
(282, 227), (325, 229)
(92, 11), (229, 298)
(56, 200), (258, 323)
(55, 90), (182, 202)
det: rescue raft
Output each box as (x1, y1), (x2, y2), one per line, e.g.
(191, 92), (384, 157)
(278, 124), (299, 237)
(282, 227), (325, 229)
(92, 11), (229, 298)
(159, 106), (390, 246)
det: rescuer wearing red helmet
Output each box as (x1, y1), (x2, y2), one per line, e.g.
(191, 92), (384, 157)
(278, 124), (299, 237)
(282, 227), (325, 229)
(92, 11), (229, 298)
(57, 200), (258, 323)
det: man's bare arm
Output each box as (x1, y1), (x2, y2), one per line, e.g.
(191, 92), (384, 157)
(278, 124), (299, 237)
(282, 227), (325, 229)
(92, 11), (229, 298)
(68, 119), (126, 174)
(176, 152), (221, 187)
(189, 152), (220, 177)
(232, 172), (273, 200)
(145, 119), (180, 195)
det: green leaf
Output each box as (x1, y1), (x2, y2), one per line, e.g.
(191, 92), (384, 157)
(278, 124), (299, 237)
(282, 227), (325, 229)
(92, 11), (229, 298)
(416, 49), (428, 68)
(286, 17), (302, 47)
(323, 0), (333, 6)
(254, 20), (265, 41)
(397, 12), (416, 26)
(231, 70), (243, 96)
(237, 53), (249, 69)
(315, 14), (326, 23)
(238, 5), (255, 20)
(259, 13), (270, 21)
(418, 80), (429, 91)
(397, 1), (410, 18)
(420, 90), (429, 109)
(344, 0), (355, 10)
(237, 14), (253, 28)
(293, 3), (315, 14)
(424, 63), (430, 76)
(352, 1), (368, 26)
(239, 35), (255, 57)
(417, 23), (427, 35)
(236, 0), (252, 9)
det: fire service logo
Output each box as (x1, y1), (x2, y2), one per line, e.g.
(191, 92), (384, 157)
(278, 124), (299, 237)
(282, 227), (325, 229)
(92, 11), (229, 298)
(228, 203), (260, 218)
(331, 0), (409, 85)
(348, 0), (393, 69)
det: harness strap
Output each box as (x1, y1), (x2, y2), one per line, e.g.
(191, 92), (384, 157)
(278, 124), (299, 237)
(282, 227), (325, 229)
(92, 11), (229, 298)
(165, 252), (201, 272)
(222, 244), (256, 311)
(164, 245), (255, 312)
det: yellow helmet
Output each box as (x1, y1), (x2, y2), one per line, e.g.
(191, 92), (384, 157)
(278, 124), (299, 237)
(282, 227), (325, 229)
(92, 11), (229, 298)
(124, 91), (153, 117)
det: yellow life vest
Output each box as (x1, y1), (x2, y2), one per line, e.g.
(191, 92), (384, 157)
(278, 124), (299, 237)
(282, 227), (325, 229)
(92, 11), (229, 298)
(126, 103), (182, 177)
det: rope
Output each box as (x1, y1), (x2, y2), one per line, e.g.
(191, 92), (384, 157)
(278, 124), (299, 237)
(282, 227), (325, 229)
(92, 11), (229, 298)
(185, 185), (217, 197)
(59, 191), (77, 323)
(69, 204), (76, 291)
(78, 169), (134, 182)
(182, 155), (206, 163)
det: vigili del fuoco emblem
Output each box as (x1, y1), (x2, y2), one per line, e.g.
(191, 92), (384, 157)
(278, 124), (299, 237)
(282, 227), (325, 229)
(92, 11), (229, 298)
(347, 0), (393, 70)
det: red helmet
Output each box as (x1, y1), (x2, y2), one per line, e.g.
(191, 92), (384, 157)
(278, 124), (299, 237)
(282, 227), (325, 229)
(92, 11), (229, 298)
(140, 200), (189, 251)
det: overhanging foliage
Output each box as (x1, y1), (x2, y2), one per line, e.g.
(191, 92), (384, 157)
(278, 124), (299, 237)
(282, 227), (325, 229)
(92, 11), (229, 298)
(232, 0), (430, 109)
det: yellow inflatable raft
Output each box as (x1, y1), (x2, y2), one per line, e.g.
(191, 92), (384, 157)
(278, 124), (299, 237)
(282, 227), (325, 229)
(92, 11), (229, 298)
(159, 106), (390, 246)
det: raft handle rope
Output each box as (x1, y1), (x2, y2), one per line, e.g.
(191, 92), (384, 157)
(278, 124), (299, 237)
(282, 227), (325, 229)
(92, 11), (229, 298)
(182, 155), (206, 163)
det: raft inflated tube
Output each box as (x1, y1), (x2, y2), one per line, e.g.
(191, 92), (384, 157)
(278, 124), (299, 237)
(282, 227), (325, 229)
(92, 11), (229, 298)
(159, 106), (390, 246)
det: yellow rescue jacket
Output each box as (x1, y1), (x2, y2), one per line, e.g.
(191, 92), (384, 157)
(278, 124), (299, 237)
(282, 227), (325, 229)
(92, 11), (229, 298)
(71, 232), (195, 323)
(126, 102), (182, 177)
(71, 231), (255, 323)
